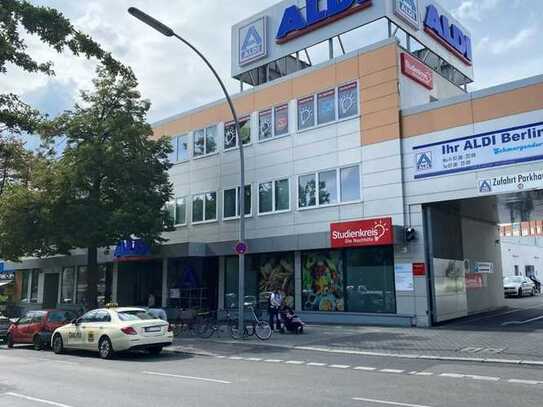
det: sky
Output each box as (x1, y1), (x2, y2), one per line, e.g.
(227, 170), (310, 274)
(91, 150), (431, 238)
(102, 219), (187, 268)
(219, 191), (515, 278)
(2, 0), (543, 150)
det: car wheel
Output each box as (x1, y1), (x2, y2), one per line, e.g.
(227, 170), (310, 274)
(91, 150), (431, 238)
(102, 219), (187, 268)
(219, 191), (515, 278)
(6, 333), (14, 348)
(148, 346), (163, 356)
(518, 288), (523, 297)
(33, 334), (43, 351)
(52, 334), (64, 354)
(98, 337), (114, 360)
(531, 288), (535, 296)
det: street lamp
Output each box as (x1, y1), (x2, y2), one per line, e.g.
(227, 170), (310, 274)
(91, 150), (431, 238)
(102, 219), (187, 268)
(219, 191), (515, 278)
(128, 7), (246, 332)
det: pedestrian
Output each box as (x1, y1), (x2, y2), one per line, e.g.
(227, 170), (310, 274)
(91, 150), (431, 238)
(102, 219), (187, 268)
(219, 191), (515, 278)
(268, 289), (284, 332)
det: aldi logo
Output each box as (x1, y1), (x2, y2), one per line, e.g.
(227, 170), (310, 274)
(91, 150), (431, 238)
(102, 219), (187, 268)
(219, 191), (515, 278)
(479, 179), (492, 193)
(416, 152), (432, 171)
(239, 17), (267, 66)
(394, 0), (419, 29)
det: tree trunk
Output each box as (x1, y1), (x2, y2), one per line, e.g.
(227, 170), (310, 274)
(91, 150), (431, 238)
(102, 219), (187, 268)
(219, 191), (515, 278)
(87, 246), (99, 309)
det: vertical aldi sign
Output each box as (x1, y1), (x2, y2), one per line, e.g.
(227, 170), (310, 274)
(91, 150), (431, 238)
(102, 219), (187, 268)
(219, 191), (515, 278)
(239, 17), (268, 66)
(394, 0), (419, 29)
(330, 218), (394, 248)
(401, 53), (433, 89)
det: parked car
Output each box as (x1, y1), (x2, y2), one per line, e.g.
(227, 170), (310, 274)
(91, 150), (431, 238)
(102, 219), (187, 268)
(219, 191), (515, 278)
(0, 314), (10, 344)
(7, 310), (77, 350)
(504, 276), (536, 297)
(51, 307), (173, 359)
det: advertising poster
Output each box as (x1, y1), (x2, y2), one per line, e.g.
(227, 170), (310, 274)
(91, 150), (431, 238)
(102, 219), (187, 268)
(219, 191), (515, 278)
(394, 263), (414, 291)
(257, 254), (294, 308)
(302, 251), (344, 312)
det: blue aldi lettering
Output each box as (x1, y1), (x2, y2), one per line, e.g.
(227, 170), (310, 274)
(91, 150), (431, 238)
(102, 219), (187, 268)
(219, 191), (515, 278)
(424, 4), (472, 64)
(276, 0), (372, 43)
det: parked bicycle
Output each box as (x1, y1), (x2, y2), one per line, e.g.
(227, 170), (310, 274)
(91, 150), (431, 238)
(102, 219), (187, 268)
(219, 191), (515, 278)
(171, 309), (209, 338)
(230, 305), (272, 340)
(197, 310), (238, 338)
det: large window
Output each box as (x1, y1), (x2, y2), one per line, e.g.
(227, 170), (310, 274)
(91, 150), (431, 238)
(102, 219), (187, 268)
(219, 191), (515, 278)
(258, 178), (290, 214)
(192, 192), (217, 223)
(298, 166), (360, 209)
(30, 269), (39, 303)
(302, 247), (396, 314)
(259, 104), (289, 141)
(223, 185), (251, 220)
(168, 134), (189, 163)
(167, 197), (187, 226)
(61, 267), (75, 304)
(76, 266), (88, 307)
(224, 116), (251, 150)
(20, 270), (30, 303)
(193, 125), (217, 157)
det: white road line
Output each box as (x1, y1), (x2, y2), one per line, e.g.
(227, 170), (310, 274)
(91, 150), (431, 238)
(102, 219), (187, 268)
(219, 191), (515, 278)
(142, 371), (231, 384)
(307, 362), (327, 367)
(354, 366), (377, 371)
(508, 379), (543, 385)
(284, 360), (305, 365)
(264, 359), (283, 363)
(215, 355), (227, 359)
(352, 397), (432, 407)
(228, 356), (243, 360)
(380, 369), (405, 374)
(502, 314), (543, 326)
(440, 373), (465, 378)
(329, 364), (350, 369)
(410, 372), (434, 376)
(4, 392), (74, 407)
(245, 357), (262, 361)
(466, 375), (500, 382)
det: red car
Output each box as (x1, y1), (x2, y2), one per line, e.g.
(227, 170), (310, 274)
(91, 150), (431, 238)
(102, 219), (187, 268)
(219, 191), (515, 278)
(7, 309), (77, 350)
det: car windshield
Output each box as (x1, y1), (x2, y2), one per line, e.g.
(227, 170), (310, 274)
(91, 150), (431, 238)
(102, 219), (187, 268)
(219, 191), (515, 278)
(116, 310), (156, 321)
(504, 276), (523, 283)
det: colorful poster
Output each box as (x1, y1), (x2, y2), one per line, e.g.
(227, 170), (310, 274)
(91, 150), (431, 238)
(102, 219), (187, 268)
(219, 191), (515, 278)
(257, 254), (294, 308)
(302, 251), (344, 312)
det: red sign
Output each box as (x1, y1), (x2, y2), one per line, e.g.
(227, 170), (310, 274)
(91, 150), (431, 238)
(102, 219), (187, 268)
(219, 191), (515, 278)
(465, 273), (484, 289)
(330, 218), (393, 248)
(413, 263), (426, 276)
(401, 53), (433, 90)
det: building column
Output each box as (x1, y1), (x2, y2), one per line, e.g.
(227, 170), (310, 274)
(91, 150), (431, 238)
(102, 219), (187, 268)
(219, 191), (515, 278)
(111, 262), (118, 303)
(162, 258), (168, 308)
(218, 256), (225, 310)
(294, 251), (302, 312)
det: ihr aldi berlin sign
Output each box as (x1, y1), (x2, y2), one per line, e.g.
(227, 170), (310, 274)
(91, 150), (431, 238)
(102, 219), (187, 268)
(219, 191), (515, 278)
(330, 218), (394, 248)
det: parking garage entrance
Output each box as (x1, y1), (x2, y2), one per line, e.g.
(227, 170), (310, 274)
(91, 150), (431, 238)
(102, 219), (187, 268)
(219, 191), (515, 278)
(423, 189), (543, 326)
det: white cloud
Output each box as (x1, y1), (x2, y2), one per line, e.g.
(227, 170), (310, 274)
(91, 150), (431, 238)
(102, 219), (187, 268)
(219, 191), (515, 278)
(452, 0), (501, 21)
(489, 26), (537, 55)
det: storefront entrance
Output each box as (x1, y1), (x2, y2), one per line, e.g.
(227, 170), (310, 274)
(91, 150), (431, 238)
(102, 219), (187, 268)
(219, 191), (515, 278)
(117, 261), (163, 307)
(43, 273), (59, 309)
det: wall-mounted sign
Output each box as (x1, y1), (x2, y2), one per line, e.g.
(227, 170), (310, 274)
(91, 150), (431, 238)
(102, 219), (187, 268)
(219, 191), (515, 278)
(394, 0), (419, 29)
(413, 263), (426, 276)
(401, 53), (433, 89)
(395, 263), (415, 291)
(423, 4), (472, 65)
(465, 273), (485, 289)
(114, 239), (151, 260)
(239, 16), (268, 66)
(473, 262), (494, 274)
(478, 169), (543, 195)
(330, 218), (393, 248)
(414, 121), (543, 179)
(276, 0), (372, 44)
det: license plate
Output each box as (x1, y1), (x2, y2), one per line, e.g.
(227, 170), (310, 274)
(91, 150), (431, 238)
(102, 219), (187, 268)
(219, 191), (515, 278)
(145, 326), (162, 333)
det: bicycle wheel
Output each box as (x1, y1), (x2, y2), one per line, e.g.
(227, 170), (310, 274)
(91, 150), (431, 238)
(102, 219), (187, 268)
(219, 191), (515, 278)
(254, 321), (272, 340)
(230, 321), (244, 340)
(198, 322), (216, 338)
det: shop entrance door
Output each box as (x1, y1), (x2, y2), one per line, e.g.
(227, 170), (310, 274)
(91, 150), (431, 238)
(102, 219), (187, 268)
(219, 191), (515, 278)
(43, 273), (59, 308)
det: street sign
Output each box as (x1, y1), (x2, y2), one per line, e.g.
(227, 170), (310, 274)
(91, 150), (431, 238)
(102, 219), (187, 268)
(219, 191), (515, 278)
(234, 241), (248, 255)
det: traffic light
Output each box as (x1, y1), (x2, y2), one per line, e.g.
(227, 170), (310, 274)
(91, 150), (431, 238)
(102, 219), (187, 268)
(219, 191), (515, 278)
(405, 227), (416, 242)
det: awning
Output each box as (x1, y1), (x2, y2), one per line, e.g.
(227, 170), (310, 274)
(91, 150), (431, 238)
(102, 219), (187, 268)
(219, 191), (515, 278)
(0, 280), (13, 288)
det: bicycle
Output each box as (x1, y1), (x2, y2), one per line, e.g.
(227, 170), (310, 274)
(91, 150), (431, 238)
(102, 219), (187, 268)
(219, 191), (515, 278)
(230, 305), (272, 340)
(198, 310), (237, 339)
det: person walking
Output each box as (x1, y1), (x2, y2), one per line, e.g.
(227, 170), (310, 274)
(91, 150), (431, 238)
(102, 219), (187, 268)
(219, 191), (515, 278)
(268, 289), (284, 332)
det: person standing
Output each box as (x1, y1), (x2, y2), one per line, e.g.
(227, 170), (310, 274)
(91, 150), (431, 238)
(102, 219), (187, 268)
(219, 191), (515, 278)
(268, 289), (284, 332)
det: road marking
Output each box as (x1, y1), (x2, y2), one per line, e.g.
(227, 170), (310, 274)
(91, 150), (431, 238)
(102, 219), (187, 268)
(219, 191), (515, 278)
(228, 356), (243, 360)
(354, 366), (377, 371)
(4, 392), (74, 407)
(245, 357), (262, 361)
(440, 373), (465, 379)
(508, 379), (543, 385)
(215, 355), (226, 359)
(307, 362), (327, 367)
(502, 314), (543, 326)
(466, 375), (500, 382)
(142, 371), (231, 384)
(284, 360), (305, 365)
(329, 364), (350, 369)
(410, 372), (434, 376)
(352, 397), (432, 407)
(380, 369), (405, 374)
(263, 359), (283, 363)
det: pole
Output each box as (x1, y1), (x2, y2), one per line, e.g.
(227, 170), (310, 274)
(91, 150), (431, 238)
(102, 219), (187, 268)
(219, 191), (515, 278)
(128, 7), (246, 334)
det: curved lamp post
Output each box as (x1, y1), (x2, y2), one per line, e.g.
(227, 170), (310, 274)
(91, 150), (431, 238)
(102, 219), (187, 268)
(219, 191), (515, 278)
(128, 7), (246, 332)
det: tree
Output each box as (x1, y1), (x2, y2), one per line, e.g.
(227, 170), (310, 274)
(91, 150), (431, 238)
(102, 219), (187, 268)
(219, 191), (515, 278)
(39, 66), (173, 308)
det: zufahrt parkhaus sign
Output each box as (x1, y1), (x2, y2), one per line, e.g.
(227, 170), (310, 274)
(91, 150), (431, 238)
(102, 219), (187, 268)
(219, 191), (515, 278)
(414, 121), (543, 179)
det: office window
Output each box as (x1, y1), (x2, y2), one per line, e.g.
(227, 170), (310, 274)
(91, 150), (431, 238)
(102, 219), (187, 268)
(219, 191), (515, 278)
(175, 197), (187, 226)
(192, 192), (217, 223)
(168, 136), (178, 163)
(30, 269), (39, 303)
(166, 202), (175, 224)
(298, 96), (315, 130)
(298, 174), (316, 208)
(259, 109), (273, 141)
(224, 116), (251, 150)
(177, 134), (189, 161)
(259, 178), (290, 214)
(224, 186), (251, 219)
(298, 166), (360, 209)
(317, 89), (336, 125)
(274, 104), (289, 136)
(338, 82), (358, 119)
(61, 267), (75, 304)
(193, 126), (217, 157)
(77, 266), (88, 306)
(340, 166), (361, 202)
(20, 270), (30, 302)
(318, 169), (338, 205)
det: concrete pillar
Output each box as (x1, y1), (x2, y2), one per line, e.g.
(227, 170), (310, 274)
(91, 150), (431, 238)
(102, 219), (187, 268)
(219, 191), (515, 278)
(111, 263), (118, 303)
(218, 256), (225, 310)
(162, 258), (168, 308)
(294, 251), (302, 312)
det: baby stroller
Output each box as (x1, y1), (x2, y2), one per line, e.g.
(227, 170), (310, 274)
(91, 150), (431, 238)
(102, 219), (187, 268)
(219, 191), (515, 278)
(279, 306), (304, 334)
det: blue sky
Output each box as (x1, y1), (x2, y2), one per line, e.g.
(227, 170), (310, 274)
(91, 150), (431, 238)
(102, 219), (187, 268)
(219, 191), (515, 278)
(2, 0), (542, 150)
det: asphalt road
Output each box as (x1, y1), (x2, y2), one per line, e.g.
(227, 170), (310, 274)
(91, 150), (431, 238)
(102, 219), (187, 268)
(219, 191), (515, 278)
(1, 343), (543, 407)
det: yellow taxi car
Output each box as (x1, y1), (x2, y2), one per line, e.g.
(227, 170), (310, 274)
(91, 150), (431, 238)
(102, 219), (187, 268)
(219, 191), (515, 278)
(50, 306), (173, 359)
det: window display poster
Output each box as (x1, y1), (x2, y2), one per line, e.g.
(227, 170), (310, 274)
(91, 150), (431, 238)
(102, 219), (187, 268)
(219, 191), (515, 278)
(302, 251), (344, 312)
(394, 263), (414, 291)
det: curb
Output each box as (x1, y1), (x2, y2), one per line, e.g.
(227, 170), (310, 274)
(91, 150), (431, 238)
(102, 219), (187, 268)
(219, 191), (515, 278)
(167, 340), (543, 367)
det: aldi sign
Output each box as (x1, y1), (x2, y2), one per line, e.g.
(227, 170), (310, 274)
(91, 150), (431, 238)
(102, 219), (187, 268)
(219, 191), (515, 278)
(239, 17), (268, 66)
(394, 0), (419, 29)
(330, 218), (393, 248)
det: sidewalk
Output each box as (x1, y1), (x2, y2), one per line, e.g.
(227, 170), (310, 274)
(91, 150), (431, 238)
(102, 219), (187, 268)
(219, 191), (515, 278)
(169, 306), (543, 365)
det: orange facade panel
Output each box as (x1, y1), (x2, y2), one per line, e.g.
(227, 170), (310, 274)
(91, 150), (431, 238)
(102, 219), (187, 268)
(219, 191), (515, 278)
(358, 44), (397, 77)
(361, 93), (399, 115)
(254, 80), (293, 111)
(292, 64), (336, 98)
(362, 123), (400, 145)
(402, 101), (473, 138)
(362, 107), (399, 131)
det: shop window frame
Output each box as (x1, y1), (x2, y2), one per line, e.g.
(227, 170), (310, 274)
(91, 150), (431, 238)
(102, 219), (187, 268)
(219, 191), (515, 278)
(223, 185), (253, 221)
(192, 125), (219, 159)
(257, 177), (291, 216)
(257, 103), (290, 143)
(224, 115), (252, 151)
(191, 191), (218, 224)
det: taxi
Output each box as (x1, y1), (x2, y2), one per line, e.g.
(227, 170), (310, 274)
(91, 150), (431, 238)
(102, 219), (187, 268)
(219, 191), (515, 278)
(51, 305), (173, 359)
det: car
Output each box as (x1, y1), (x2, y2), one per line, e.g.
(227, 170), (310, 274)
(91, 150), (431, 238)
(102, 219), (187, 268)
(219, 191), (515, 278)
(6, 309), (77, 350)
(51, 307), (173, 359)
(504, 276), (536, 297)
(0, 315), (10, 344)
